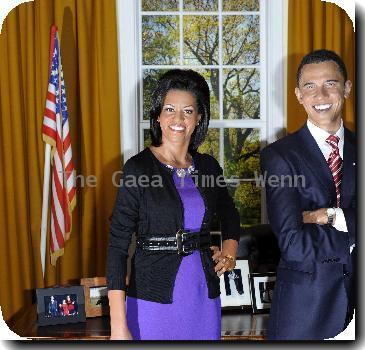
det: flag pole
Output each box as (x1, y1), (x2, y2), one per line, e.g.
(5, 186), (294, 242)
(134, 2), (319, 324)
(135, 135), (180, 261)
(40, 144), (51, 277)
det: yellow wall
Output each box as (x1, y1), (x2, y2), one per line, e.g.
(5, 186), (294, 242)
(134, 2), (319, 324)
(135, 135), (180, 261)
(287, 0), (355, 133)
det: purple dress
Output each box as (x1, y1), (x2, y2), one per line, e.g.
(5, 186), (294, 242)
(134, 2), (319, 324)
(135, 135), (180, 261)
(126, 168), (221, 340)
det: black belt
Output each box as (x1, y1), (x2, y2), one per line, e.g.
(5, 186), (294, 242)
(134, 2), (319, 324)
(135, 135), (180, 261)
(136, 229), (210, 256)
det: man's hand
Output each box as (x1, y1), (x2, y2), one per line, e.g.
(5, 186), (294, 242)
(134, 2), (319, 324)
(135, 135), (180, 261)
(302, 208), (332, 225)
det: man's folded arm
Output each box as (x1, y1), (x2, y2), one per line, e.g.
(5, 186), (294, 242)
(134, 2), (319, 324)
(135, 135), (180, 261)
(261, 146), (352, 264)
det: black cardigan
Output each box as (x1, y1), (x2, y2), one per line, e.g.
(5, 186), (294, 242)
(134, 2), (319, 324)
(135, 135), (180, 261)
(106, 148), (240, 303)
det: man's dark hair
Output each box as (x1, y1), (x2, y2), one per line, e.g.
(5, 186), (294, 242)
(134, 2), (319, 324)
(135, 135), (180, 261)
(149, 69), (210, 152)
(296, 49), (348, 86)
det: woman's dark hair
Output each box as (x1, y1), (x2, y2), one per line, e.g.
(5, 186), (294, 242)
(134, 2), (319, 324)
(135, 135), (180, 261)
(149, 69), (210, 152)
(296, 49), (348, 86)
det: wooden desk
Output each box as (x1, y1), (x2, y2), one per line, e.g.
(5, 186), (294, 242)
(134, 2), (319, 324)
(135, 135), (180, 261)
(7, 305), (268, 340)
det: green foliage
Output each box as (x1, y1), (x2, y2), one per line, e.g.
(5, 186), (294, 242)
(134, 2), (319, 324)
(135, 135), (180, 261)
(223, 68), (260, 119)
(224, 129), (261, 226)
(194, 69), (219, 119)
(198, 128), (219, 159)
(230, 182), (261, 226)
(184, 0), (218, 11)
(223, 0), (259, 11)
(142, 16), (179, 65)
(184, 16), (219, 65)
(223, 15), (260, 65)
(224, 128), (260, 178)
(143, 69), (168, 120)
(142, 0), (179, 11)
(144, 129), (152, 148)
(141, 0), (259, 12)
(142, 9), (262, 225)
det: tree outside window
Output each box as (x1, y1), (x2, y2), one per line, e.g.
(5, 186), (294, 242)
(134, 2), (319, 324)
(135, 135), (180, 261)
(140, 0), (261, 228)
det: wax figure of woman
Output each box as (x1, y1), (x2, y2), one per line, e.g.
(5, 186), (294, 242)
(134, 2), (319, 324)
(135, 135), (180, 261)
(66, 295), (75, 315)
(107, 69), (240, 340)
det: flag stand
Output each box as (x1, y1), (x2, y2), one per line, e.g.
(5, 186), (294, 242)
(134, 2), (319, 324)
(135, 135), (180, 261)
(40, 143), (51, 278)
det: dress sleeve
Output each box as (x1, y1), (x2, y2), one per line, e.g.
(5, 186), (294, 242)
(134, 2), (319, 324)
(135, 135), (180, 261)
(106, 159), (140, 291)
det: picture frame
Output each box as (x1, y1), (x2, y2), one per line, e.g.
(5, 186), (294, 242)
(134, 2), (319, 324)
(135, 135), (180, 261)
(80, 277), (109, 318)
(219, 258), (252, 309)
(249, 272), (276, 314)
(36, 285), (86, 326)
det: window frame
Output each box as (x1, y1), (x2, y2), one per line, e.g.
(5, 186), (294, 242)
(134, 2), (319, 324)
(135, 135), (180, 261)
(116, 0), (288, 223)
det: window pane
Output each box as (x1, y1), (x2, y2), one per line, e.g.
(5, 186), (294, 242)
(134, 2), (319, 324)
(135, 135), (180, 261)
(228, 183), (261, 227)
(223, 0), (260, 11)
(193, 69), (219, 119)
(183, 16), (219, 65)
(143, 69), (168, 120)
(142, 16), (179, 65)
(142, 0), (179, 11)
(224, 128), (260, 178)
(198, 128), (219, 159)
(223, 68), (260, 119)
(225, 128), (261, 226)
(184, 0), (218, 11)
(144, 129), (152, 148)
(223, 15), (259, 65)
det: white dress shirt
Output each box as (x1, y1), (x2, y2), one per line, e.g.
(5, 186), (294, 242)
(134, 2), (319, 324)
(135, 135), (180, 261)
(306, 119), (348, 233)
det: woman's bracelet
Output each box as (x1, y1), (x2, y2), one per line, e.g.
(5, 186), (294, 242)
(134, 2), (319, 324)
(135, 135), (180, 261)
(224, 254), (236, 263)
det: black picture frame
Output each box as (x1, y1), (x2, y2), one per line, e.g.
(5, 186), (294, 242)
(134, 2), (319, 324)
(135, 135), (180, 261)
(249, 272), (276, 314)
(219, 258), (252, 310)
(36, 286), (86, 326)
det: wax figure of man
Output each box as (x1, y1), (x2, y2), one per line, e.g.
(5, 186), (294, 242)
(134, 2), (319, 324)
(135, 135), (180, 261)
(48, 296), (58, 317)
(261, 49), (355, 340)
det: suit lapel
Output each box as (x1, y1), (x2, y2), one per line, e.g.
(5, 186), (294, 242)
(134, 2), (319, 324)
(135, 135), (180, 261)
(296, 125), (336, 201)
(340, 128), (356, 207)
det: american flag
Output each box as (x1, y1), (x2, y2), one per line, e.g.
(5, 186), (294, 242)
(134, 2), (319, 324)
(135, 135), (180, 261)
(42, 26), (76, 266)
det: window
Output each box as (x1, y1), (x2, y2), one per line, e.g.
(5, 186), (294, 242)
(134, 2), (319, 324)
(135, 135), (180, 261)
(117, 0), (287, 227)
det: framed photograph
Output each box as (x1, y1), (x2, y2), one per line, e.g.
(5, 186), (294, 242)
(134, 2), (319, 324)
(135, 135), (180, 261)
(36, 285), (86, 326)
(250, 272), (276, 313)
(219, 258), (252, 309)
(80, 277), (109, 318)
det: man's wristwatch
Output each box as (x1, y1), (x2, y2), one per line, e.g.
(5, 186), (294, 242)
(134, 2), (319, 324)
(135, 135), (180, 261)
(326, 207), (336, 225)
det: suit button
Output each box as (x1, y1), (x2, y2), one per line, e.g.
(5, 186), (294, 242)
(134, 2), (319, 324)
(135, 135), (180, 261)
(344, 271), (350, 276)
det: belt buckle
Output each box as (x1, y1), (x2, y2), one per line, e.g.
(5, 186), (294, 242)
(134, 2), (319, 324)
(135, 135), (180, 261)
(176, 229), (191, 255)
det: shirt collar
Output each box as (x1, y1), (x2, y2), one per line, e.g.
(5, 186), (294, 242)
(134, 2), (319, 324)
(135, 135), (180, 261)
(306, 119), (344, 145)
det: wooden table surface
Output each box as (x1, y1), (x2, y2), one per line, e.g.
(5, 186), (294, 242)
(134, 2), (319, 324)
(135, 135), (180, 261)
(7, 304), (268, 340)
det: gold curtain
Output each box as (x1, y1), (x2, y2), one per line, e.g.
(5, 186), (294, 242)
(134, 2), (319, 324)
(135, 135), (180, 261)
(287, 0), (355, 133)
(0, 0), (121, 321)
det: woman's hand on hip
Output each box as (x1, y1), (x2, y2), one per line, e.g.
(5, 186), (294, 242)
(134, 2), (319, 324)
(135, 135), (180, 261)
(210, 246), (236, 277)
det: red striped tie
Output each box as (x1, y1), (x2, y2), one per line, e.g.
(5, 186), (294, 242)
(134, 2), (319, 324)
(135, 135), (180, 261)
(326, 135), (342, 207)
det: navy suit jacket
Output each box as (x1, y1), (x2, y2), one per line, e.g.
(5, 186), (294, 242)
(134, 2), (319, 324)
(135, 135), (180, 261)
(261, 124), (356, 340)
